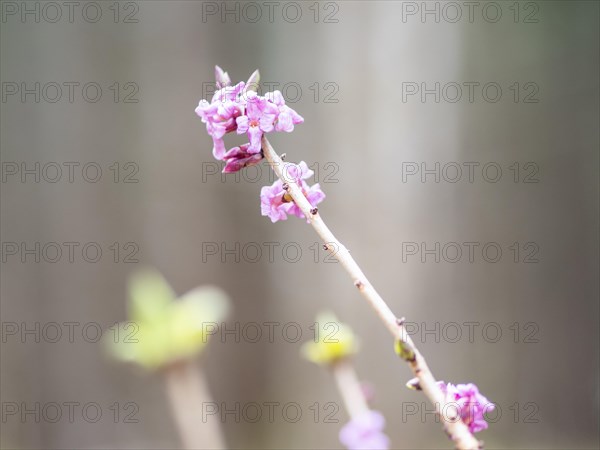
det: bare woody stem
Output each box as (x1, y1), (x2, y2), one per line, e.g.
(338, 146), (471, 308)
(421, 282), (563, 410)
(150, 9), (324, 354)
(261, 136), (481, 450)
(164, 360), (226, 450)
(332, 360), (370, 419)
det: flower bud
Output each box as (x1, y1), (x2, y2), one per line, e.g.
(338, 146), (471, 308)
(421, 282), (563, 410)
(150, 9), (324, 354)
(215, 65), (231, 89)
(245, 69), (260, 93)
(222, 144), (264, 173)
(394, 339), (416, 362)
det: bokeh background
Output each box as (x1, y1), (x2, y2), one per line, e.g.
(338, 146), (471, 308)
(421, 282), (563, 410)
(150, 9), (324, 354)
(1, 1), (599, 448)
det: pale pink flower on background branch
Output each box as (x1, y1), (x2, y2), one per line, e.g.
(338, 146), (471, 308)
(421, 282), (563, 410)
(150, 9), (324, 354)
(339, 410), (390, 450)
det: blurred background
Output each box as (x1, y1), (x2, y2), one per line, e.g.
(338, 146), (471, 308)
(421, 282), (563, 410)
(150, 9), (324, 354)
(1, 1), (598, 448)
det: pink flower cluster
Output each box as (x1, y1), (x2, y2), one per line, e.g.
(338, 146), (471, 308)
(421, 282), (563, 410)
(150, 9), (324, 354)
(260, 162), (325, 223)
(339, 410), (390, 450)
(438, 382), (494, 434)
(196, 67), (324, 223)
(195, 66), (303, 168)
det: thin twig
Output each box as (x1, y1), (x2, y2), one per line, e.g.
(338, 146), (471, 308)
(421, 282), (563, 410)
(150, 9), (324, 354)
(332, 360), (369, 419)
(261, 136), (481, 450)
(164, 360), (226, 449)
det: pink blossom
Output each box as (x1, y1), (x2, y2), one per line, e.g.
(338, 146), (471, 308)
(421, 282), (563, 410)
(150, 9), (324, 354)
(222, 144), (263, 174)
(260, 161), (325, 223)
(195, 81), (246, 160)
(236, 91), (278, 154)
(195, 67), (304, 162)
(339, 410), (390, 450)
(260, 180), (291, 223)
(438, 381), (494, 433)
(266, 90), (304, 132)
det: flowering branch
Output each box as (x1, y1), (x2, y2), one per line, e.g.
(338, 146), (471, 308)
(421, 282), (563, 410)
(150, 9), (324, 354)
(195, 67), (490, 449)
(104, 270), (230, 450)
(261, 136), (481, 450)
(301, 313), (390, 449)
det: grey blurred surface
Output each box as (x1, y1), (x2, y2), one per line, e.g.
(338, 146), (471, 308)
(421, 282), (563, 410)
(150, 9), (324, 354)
(1, 1), (598, 449)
